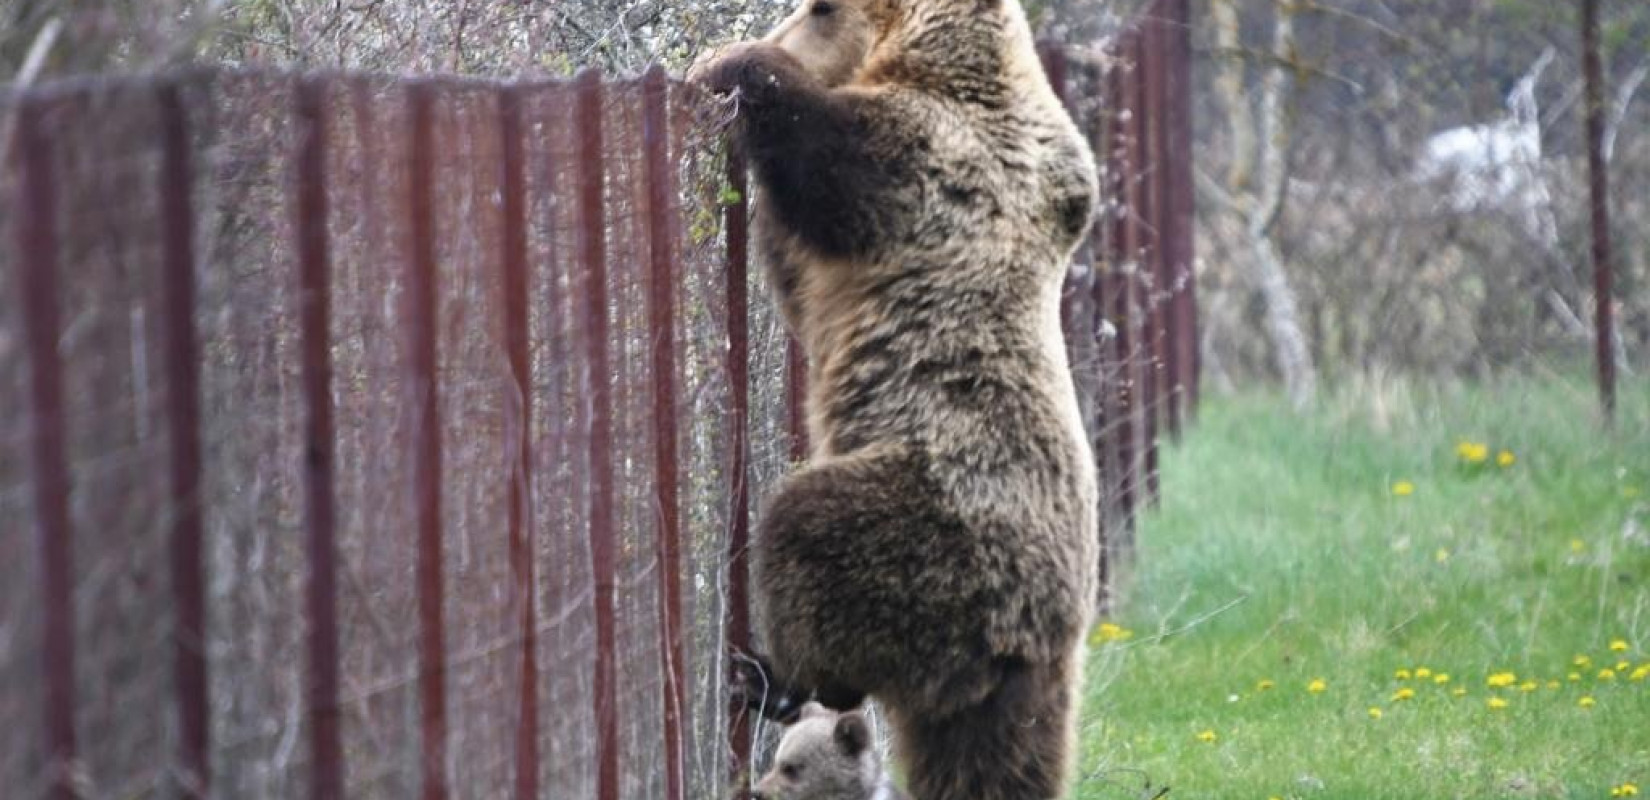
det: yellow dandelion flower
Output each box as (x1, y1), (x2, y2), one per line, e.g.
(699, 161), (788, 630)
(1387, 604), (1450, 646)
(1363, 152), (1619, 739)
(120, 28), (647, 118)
(1614, 787), (1623, 798)
(1570, 538), (1587, 553)
(1451, 688), (1468, 697)
(1090, 622), (1133, 645)
(1574, 655), (1593, 668)
(1610, 639), (1629, 652)
(1617, 661), (1631, 672)
(1256, 679), (1275, 691)
(1414, 667), (1432, 679)
(1394, 669), (1412, 680)
(1456, 441), (1489, 464)
(1568, 672), (1582, 682)
(1579, 695), (1596, 708)
(1629, 665), (1649, 682)
(1392, 480), (1415, 497)
(1307, 678), (1327, 694)
(1496, 449), (1515, 467)
(1619, 783), (1638, 796)
(1368, 706), (1383, 720)
(1599, 668), (1617, 681)
(1487, 672), (1517, 688)
(1545, 680), (1560, 690)
(1434, 548), (1450, 563)
(1518, 681), (1538, 693)
(1195, 729), (1217, 743)
(1487, 696), (1509, 710)
(1391, 687), (1416, 702)
(1434, 673), (1451, 685)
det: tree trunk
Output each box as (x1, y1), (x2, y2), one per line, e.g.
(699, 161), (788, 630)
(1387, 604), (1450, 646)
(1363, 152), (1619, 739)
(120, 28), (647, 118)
(1582, 0), (1618, 420)
(1249, 229), (1316, 407)
(1209, 0), (1317, 406)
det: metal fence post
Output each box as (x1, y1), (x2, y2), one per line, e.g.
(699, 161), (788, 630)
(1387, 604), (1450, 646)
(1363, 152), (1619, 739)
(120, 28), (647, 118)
(722, 147), (754, 793)
(1164, 0), (1199, 421)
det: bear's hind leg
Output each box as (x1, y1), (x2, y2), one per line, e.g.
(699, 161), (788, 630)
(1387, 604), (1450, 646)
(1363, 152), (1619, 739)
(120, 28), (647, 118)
(754, 446), (996, 716)
(892, 655), (1078, 800)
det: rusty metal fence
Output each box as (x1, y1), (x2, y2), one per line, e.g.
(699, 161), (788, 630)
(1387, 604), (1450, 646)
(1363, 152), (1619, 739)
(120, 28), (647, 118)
(0, 23), (1192, 800)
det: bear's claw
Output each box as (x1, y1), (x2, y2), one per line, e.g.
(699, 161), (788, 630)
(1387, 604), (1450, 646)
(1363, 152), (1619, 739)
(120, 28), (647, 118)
(688, 42), (803, 103)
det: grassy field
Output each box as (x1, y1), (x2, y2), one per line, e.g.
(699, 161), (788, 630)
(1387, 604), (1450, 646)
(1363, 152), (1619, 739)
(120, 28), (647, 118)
(1076, 375), (1650, 800)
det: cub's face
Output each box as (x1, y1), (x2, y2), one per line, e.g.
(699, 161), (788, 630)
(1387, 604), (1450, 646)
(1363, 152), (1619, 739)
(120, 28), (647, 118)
(752, 703), (879, 800)
(761, 0), (891, 87)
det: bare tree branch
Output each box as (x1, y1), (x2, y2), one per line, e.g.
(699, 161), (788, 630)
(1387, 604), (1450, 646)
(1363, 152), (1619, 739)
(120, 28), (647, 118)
(1295, 0), (1413, 47)
(0, 16), (62, 169)
(1193, 163), (1245, 215)
(1603, 60), (1649, 164)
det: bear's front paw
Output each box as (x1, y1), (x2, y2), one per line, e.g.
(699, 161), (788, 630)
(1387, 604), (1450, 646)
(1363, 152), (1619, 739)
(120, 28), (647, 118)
(689, 42), (802, 101)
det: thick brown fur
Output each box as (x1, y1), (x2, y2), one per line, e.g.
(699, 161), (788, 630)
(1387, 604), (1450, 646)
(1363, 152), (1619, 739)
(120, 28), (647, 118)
(693, 1), (1098, 799)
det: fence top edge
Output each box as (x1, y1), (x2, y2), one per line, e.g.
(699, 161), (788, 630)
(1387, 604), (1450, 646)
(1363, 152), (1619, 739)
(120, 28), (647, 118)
(0, 62), (701, 107)
(0, 40), (1146, 107)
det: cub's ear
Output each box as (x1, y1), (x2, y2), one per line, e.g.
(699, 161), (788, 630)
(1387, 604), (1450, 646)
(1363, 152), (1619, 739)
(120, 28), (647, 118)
(798, 701), (832, 722)
(833, 712), (870, 756)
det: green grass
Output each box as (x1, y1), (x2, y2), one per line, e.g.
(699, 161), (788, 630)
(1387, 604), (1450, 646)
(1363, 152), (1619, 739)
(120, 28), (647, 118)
(1076, 375), (1650, 800)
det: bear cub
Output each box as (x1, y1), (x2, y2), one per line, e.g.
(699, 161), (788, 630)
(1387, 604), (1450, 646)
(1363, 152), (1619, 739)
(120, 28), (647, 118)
(752, 703), (905, 800)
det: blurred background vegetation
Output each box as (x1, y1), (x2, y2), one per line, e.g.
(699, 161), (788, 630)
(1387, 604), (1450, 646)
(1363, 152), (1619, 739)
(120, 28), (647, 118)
(13, 0), (1644, 397)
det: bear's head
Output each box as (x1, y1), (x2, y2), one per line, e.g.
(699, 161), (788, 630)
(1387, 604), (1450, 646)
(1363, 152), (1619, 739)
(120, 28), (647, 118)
(759, 0), (896, 88)
(751, 702), (883, 800)
(753, 0), (1032, 94)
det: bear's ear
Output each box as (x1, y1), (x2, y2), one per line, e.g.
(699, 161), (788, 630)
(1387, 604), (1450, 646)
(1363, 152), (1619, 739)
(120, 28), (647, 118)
(797, 701), (832, 722)
(833, 712), (870, 756)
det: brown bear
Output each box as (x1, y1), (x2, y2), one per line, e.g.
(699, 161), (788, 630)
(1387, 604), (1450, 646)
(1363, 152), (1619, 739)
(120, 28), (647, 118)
(751, 703), (906, 800)
(693, 0), (1099, 798)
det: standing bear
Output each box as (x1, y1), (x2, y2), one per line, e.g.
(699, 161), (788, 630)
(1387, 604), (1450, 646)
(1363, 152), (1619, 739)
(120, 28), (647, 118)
(693, 0), (1099, 798)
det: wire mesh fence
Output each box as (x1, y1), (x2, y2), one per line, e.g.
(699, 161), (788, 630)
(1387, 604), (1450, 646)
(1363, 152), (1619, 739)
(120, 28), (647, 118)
(0, 22), (1193, 800)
